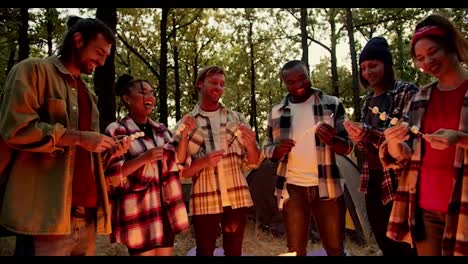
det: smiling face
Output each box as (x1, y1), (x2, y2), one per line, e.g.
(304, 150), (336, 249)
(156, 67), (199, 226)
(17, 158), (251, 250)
(198, 72), (225, 106)
(73, 33), (112, 75)
(360, 59), (385, 89)
(123, 81), (156, 118)
(281, 64), (312, 102)
(413, 37), (457, 79)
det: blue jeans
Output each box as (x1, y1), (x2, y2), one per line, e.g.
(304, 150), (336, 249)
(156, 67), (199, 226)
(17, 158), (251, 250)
(283, 184), (346, 256)
(15, 216), (96, 256)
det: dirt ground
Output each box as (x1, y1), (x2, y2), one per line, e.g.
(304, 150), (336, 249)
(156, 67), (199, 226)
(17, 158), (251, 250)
(0, 218), (381, 256)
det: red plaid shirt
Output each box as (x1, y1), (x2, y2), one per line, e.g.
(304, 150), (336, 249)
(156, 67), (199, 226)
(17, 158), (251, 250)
(104, 116), (189, 249)
(357, 80), (418, 205)
(381, 81), (468, 255)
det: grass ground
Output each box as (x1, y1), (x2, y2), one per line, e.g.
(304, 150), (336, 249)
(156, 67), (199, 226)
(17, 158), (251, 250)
(0, 219), (381, 256)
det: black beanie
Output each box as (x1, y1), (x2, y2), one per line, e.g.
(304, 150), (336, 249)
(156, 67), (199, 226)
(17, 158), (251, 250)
(359, 36), (393, 65)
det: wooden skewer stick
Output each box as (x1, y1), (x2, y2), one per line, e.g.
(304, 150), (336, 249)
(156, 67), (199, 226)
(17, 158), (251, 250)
(228, 130), (242, 147)
(103, 131), (146, 160)
(368, 107), (425, 136)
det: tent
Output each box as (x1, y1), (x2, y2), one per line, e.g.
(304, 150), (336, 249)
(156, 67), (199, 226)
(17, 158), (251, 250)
(180, 154), (374, 245)
(245, 155), (374, 245)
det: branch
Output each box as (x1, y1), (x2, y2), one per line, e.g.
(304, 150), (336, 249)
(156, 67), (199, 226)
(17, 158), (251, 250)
(167, 9), (203, 39)
(116, 31), (160, 80)
(285, 8), (301, 23)
(115, 51), (130, 68)
(353, 9), (406, 30)
(307, 35), (331, 53)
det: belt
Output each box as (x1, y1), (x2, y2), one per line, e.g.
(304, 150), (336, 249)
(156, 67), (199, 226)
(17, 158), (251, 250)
(71, 206), (96, 219)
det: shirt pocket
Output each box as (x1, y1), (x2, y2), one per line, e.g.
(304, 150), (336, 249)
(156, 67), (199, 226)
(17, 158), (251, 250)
(45, 98), (68, 125)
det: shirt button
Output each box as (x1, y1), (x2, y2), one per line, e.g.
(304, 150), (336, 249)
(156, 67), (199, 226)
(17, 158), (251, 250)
(71, 88), (76, 92)
(409, 187), (416, 193)
(72, 106), (77, 111)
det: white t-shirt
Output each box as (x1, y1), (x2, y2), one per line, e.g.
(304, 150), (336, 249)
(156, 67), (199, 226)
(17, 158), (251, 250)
(199, 108), (232, 207)
(286, 96), (319, 186)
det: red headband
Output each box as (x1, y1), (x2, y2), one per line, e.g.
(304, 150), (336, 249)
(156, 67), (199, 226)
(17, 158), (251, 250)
(411, 26), (446, 47)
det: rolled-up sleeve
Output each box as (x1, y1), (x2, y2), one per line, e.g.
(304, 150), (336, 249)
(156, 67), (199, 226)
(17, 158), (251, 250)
(104, 122), (128, 189)
(262, 112), (278, 161)
(237, 114), (261, 169)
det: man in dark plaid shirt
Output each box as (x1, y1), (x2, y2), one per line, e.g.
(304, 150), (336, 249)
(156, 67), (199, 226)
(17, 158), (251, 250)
(262, 60), (353, 256)
(343, 36), (418, 256)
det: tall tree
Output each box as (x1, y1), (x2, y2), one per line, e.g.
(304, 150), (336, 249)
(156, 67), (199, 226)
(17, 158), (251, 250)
(167, 8), (203, 121)
(44, 9), (60, 56)
(282, 8), (342, 97)
(328, 9), (340, 97)
(172, 15), (182, 121)
(345, 8), (361, 121)
(245, 9), (259, 139)
(18, 8), (29, 62)
(159, 8), (169, 126)
(300, 8), (309, 71)
(94, 8), (117, 132)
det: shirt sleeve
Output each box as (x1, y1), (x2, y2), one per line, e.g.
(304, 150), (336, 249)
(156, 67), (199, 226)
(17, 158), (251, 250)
(262, 110), (278, 161)
(0, 60), (66, 153)
(103, 122), (128, 190)
(237, 112), (261, 170)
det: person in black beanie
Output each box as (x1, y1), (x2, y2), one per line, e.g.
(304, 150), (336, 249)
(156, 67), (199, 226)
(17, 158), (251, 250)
(343, 36), (419, 256)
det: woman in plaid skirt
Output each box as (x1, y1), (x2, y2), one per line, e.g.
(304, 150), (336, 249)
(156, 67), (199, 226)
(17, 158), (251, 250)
(104, 74), (196, 256)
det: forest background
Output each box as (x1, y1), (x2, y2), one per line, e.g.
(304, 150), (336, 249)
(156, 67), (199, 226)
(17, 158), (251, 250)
(0, 8), (466, 143)
(0, 7), (467, 256)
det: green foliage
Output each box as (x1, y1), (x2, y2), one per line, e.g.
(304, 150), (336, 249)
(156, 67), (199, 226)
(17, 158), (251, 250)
(311, 57), (357, 110)
(1, 8), (466, 140)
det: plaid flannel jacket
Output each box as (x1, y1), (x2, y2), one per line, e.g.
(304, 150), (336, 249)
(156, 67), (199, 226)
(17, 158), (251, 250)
(357, 80), (419, 205)
(380, 81), (468, 255)
(262, 88), (352, 209)
(105, 116), (189, 249)
(175, 103), (257, 216)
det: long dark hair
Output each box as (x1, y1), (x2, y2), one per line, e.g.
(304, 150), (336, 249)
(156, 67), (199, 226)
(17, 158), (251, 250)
(58, 16), (115, 62)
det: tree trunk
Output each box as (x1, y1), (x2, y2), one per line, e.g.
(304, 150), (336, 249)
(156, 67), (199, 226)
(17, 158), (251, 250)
(329, 10), (339, 97)
(6, 42), (16, 76)
(345, 8), (361, 122)
(18, 8), (29, 62)
(159, 8), (169, 126)
(172, 15), (182, 121)
(45, 8), (57, 56)
(94, 8), (117, 133)
(247, 15), (259, 141)
(395, 25), (404, 78)
(191, 53), (199, 107)
(300, 8), (309, 71)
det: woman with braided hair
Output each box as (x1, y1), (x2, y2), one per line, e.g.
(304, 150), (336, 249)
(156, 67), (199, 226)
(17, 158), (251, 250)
(104, 74), (196, 256)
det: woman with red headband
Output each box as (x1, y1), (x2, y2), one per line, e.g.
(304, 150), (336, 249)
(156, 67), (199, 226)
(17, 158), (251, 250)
(380, 14), (468, 255)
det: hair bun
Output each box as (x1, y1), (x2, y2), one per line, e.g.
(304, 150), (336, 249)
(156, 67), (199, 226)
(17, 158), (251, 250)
(66, 16), (83, 30)
(115, 74), (134, 95)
